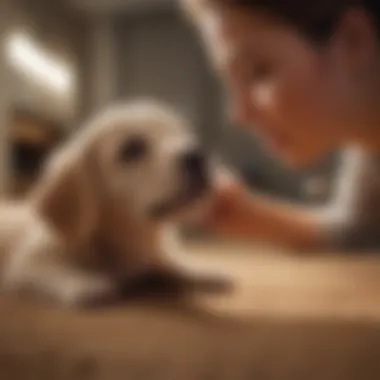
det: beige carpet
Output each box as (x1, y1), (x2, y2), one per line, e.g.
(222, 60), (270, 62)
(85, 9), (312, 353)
(1, 240), (380, 380)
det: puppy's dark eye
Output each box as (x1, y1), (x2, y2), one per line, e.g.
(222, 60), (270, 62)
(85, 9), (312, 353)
(118, 137), (148, 163)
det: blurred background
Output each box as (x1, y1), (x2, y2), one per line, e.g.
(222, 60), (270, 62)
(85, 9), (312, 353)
(0, 0), (340, 203)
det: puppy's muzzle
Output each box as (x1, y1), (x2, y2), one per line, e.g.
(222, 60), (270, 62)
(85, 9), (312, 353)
(149, 148), (210, 219)
(181, 149), (208, 191)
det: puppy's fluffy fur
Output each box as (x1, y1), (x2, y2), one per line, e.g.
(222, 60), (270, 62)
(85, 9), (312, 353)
(0, 100), (232, 306)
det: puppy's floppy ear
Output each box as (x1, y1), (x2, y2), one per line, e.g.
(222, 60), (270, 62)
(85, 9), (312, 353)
(31, 145), (98, 242)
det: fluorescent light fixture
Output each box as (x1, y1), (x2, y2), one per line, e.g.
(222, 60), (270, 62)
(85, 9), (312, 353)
(4, 31), (75, 96)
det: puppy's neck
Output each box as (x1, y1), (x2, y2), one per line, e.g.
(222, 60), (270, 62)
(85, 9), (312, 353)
(97, 201), (159, 246)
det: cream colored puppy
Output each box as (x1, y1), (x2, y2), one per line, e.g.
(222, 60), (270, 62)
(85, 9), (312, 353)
(1, 100), (232, 306)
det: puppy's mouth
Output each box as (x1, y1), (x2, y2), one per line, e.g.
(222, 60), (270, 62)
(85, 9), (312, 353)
(150, 182), (209, 220)
(150, 149), (212, 220)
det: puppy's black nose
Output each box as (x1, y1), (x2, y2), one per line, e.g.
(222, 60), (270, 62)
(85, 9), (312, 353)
(181, 149), (207, 181)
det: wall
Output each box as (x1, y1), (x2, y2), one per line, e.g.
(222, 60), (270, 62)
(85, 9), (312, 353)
(0, 0), (15, 195)
(85, 15), (120, 113)
(0, 0), (90, 193)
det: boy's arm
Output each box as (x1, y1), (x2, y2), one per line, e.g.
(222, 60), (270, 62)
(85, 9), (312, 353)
(209, 147), (380, 251)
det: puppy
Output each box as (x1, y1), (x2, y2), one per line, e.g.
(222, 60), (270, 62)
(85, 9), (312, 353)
(0, 100), (232, 307)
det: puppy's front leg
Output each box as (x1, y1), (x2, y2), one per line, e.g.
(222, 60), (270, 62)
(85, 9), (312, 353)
(154, 229), (235, 293)
(3, 232), (116, 307)
(156, 254), (235, 293)
(4, 260), (117, 307)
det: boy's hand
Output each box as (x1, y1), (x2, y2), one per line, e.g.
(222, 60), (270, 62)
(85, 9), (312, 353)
(204, 170), (253, 236)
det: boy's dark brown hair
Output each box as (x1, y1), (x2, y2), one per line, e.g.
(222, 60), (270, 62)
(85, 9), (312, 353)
(183, 0), (380, 42)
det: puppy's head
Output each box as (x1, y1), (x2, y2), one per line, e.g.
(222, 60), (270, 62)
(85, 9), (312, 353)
(92, 100), (212, 221)
(32, 100), (213, 241)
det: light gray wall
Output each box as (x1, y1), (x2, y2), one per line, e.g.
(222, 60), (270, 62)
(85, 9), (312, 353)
(0, 0), (16, 195)
(117, 13), (207, 127)
(83, 15), (120, 114)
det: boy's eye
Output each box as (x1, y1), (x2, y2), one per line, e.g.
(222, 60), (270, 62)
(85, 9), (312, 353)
(234, 60), (275, 85)
(251, 62), (275, 80)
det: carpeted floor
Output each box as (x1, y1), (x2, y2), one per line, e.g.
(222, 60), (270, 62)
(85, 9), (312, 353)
(1, 240), (380, 380)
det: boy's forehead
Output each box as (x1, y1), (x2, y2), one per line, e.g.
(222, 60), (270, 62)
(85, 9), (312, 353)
(198, 11), (243, 65)
(203, 33), (259, 73)
(198, 8), (280, 63)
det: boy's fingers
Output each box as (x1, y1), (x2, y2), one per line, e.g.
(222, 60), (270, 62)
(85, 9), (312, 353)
(214, 167), (239, 189)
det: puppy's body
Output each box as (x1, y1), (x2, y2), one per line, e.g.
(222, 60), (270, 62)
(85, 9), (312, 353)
(2, 204), (180, 305)
(0, 102), (232, 305)
(0, 101), (231, 306)
(0, 202), (33, 266)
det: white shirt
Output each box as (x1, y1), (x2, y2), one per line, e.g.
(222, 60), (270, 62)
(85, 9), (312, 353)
(320, 146), (380, 250)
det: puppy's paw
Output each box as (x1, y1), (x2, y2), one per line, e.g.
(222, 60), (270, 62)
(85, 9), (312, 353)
(162, 263), (236, 294)
(181, 269), (235, 293)
(60, 275), (117, 308)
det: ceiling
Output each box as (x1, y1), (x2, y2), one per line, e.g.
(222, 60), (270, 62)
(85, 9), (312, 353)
(69, 0), (175, 13)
